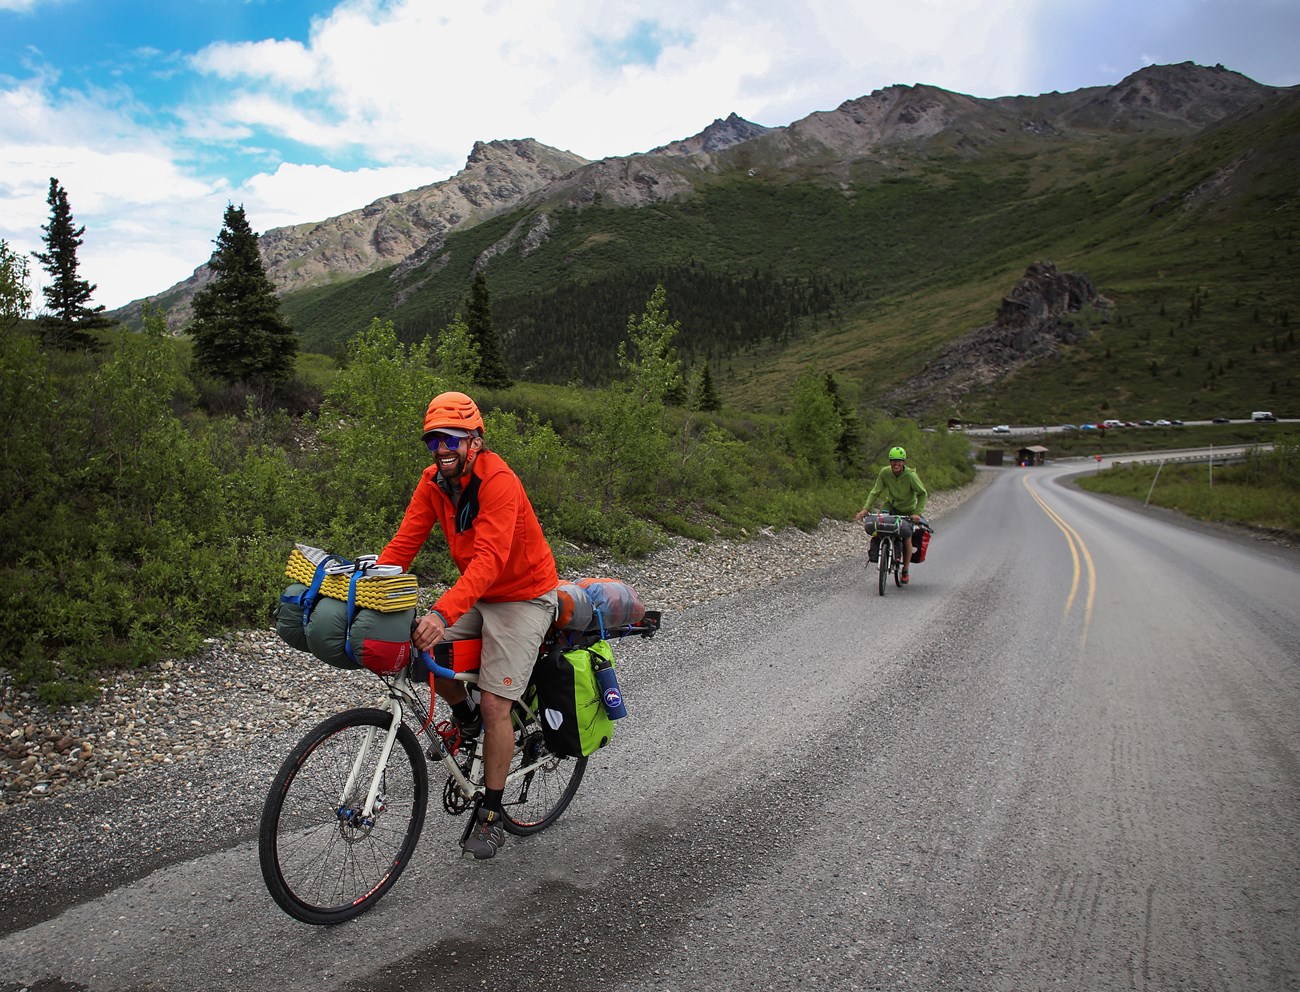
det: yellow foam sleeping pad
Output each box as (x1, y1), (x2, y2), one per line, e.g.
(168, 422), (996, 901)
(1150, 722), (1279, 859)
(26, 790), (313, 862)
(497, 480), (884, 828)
(284, 544), (419, 613)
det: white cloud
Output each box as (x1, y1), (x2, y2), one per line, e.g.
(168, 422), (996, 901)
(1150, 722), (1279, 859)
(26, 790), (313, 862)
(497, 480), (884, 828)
(4, 0), (1297, 312)
(191, 37), (320, 90)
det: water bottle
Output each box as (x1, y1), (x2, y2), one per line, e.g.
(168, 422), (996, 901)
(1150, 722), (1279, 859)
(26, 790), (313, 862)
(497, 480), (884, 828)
(591, 658), (628, 720)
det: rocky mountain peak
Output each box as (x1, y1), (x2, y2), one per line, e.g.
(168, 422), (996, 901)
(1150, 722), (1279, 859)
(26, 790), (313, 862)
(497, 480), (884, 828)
(114, 62), (1284, 332)
(650, 112), (772, 156)
(121, 137), (589, 330)
(1061, 61), (1284, 130)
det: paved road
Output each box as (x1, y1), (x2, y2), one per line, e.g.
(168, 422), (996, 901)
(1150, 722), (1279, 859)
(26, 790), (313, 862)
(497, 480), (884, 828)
(2, 466), (1298, 991)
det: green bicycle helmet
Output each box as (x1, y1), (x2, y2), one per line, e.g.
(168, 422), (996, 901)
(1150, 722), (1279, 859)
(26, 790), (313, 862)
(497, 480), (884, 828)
(888, 446), (907, 460)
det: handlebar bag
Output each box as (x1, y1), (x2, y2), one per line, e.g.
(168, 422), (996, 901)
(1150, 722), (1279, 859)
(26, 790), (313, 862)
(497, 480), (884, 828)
(529, 640), (616, 757)
(864, 513), (912, 539)
(276, 581), (414, 673)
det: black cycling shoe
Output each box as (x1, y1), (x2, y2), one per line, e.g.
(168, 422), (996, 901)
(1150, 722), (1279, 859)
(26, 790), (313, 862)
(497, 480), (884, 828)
(453, 708), (482, 741)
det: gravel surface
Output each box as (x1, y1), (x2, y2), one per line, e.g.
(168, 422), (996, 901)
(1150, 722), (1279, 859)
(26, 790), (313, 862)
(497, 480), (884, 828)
(0, 476), (989, 817)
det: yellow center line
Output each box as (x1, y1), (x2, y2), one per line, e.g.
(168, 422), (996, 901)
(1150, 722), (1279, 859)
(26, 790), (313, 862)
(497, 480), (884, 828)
(1022, 476), (1097, 649)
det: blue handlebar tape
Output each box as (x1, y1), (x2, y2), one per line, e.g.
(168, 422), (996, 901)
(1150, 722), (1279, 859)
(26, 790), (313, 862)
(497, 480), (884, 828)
(418, 648), (456, 681)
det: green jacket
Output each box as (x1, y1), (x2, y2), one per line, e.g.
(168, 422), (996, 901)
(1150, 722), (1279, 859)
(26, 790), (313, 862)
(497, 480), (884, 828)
(864, 465), (928, 516)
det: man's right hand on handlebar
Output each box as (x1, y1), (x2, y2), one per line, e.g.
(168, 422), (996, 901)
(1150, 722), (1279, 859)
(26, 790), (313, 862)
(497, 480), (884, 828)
(412, 612), (447, 652)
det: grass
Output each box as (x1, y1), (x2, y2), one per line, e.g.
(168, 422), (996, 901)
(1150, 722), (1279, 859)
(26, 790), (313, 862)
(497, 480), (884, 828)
(1075, 436), (1300, 535)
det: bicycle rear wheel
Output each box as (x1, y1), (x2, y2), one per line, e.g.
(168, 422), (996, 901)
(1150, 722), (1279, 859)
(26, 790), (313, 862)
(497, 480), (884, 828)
(259, 707), (428, 925)
(878, 538), (891, 596)
(499, 699), (588, 836)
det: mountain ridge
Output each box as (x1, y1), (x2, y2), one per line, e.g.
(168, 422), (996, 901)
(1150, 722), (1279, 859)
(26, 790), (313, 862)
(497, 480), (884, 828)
(117, 61), (1288, 331)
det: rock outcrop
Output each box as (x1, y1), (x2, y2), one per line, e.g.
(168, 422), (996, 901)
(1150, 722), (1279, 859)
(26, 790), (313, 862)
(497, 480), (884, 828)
(883, 262), (1110, 416)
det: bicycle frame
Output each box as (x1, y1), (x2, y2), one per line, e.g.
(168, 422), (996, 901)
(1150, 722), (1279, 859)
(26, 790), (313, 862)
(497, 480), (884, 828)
(376, 669), (552, 808)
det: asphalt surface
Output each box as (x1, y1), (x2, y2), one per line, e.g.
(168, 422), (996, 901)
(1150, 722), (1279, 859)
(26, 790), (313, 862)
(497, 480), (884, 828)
(2, 465), (1298, 992)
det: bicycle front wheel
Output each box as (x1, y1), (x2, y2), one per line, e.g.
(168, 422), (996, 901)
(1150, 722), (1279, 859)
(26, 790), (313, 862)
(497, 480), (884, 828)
(499, 705), (588, 836)
(259, 707), (428, 925)
(878, 539), (891, 596)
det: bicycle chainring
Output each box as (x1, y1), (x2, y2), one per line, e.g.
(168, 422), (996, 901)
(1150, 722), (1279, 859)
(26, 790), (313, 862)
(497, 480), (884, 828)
(442, 774), (472, 815)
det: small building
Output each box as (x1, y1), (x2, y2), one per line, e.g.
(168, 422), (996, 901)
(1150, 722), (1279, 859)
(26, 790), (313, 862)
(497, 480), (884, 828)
(1017, 444), (1049, 467)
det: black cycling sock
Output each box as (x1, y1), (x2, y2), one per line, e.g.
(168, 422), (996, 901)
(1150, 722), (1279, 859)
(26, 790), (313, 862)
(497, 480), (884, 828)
(483, 788), (504, 813)
(452, 700), (477, 723)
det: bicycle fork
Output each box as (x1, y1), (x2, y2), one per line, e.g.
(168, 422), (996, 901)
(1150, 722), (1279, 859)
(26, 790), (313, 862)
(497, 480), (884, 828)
(338, 698), (404, 827)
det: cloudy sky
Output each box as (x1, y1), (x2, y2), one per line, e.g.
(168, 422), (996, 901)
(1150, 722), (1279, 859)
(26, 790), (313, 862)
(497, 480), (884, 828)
(2, 0), (1296, 312)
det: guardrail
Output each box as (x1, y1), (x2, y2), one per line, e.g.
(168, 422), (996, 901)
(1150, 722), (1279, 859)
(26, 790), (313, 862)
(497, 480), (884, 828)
(1056, 444), (1270, 469)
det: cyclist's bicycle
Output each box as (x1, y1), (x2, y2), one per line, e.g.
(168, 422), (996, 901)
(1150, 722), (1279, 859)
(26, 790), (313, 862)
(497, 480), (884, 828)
(862, 512), (930, 596)
(258, 614), (661, 925)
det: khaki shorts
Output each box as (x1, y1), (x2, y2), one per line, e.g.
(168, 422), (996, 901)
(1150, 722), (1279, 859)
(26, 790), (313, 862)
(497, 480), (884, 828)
(443, 590), (558, 701)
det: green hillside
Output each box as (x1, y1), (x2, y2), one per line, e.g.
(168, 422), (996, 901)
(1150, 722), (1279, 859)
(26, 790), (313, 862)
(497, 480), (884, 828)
(281, 89), (1300, 424)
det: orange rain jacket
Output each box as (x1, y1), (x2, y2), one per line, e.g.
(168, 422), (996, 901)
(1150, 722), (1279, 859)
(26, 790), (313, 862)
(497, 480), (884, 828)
(377, 450), (558, 628)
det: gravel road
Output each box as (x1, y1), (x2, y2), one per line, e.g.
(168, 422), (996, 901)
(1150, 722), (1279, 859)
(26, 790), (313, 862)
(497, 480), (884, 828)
(0, 474), (991, 935)
(4, 464), (1296, 992)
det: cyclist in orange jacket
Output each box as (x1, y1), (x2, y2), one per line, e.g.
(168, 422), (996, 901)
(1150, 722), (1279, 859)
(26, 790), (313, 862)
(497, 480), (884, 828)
(378, 391), (559, 860)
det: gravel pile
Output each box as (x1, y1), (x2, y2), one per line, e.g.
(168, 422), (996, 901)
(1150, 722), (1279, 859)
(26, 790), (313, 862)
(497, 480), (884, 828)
(0, 474), (992, 814)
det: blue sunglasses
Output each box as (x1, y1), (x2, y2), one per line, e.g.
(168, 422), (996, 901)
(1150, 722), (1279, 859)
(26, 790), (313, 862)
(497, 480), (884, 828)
(425, 432), (468, 452)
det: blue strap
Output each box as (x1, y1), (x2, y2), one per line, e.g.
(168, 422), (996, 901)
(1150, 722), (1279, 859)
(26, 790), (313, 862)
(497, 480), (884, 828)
(593, 606), (607, 640)
(286, 553), (352, 630)
(343, 570), (361, 665)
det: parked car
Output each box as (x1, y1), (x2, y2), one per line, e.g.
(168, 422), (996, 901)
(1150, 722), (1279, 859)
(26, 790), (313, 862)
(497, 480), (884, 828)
(992, 424), (1011, 434)
(1212, 417), (1230, 424)
(1171, 419), (1184, 426)
(1139, 419), (1154, 427)
(1154, 419), (1171, 427)
(1061, 424), (1078, 431)
(1080, 423), (1098, 430)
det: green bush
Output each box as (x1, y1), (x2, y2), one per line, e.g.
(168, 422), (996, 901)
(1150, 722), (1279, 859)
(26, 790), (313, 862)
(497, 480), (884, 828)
(0, 300), (981, 702)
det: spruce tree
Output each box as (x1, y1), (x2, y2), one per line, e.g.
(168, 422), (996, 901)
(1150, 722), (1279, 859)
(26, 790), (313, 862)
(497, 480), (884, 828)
(694, 361), (721, 412)
(464, 271), (512, 389)
(31, 178), (109, 349)
(190, 204), (297, 387)
(823, 371), (860, 472)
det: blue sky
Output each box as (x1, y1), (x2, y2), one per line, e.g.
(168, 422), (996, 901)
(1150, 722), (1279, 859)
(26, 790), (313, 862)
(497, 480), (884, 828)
(2, 0), (1297, 311)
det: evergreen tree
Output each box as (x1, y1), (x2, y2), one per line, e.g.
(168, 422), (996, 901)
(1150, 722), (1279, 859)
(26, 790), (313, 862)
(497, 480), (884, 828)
(693, 361), (721, 412)
(31, 178), (109, 349)
(190, 204), (297, 387)
(823, 372), (860, 471)
(464, 271), (512, 388)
